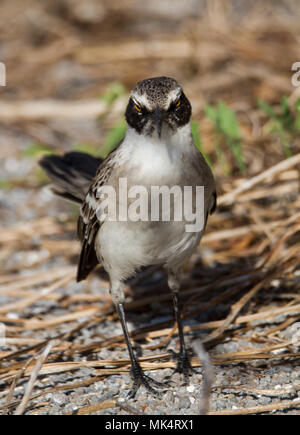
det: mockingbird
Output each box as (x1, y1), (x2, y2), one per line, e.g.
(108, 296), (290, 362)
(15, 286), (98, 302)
(40, 76), (216, 398)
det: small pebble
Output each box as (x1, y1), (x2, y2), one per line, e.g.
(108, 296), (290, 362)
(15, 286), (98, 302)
(186, 385), (195, 393)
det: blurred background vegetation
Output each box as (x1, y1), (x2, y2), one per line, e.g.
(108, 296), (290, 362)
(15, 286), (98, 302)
(1, 0), (300, 185)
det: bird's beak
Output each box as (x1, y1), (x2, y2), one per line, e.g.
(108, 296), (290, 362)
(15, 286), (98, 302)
(155, 106), (163, 138)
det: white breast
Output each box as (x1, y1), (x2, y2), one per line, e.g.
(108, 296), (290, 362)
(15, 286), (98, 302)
(120, 125), (192, 183)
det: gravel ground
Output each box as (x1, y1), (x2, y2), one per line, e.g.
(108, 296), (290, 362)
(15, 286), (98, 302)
(1, 307), (300, 415)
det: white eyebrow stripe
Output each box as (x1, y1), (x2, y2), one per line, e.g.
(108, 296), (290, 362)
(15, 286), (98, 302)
(165, 88), (182, 108)
(131, 92), (152, 110)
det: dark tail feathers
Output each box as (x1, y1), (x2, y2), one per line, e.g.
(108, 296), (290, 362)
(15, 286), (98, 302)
(39, 152), (103, 204)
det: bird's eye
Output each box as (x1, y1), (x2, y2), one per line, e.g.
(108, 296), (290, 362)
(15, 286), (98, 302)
(135, 104), (142, 112)
(176, 99), (181, 108)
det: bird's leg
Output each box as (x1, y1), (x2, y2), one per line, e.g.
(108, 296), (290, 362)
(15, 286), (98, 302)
(168, 269), (195, 384)
(111, 281), (168, 398)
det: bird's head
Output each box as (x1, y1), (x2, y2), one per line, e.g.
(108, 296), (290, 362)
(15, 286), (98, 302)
(125, 76), (191, 138)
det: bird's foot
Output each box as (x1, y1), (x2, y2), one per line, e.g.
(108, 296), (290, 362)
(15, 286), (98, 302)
(127, 361), (170, 399)
(169, 349), (198, 385)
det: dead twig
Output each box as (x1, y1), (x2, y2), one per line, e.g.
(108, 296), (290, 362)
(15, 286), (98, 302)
(14, 340), (56, 415)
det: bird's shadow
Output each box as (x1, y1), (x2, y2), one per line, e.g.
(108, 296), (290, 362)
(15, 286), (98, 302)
(90, 253), (264, 357)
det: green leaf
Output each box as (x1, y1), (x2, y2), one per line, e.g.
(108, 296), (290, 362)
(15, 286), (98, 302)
(204, 105), (217, 124)
(228, 138), (247, 174)
(280, 95), (289, 115)
(0, 178), (13, 190)
(281, 97), (295, 134)
(191, 120), (201, 150)
(258, 99), (277, 120)
(205, 101), (246, 175)
(100, 119), (127, 157)
(295, 98), (300, 131)
(99, 82), (126, 106)
(73, 143), (100, 156)
(217, 101), (240, 139)
(23, 143), (53, 158)
(191, 120), (212, 168)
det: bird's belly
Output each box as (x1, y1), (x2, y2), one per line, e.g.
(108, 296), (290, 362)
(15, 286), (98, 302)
(96, 220), (201, 281)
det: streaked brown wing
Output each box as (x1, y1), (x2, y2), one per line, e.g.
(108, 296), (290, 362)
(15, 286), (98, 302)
(76, 147), (120, 282)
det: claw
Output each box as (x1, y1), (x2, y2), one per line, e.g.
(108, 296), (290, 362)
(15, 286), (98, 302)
(169, 349), (198, 384)
(127, 362), (170, 398)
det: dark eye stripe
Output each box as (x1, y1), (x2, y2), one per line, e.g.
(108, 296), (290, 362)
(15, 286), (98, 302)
(169, 98), (182, 112)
